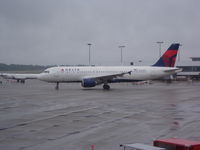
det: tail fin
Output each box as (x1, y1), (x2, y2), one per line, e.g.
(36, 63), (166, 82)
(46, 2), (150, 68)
(153, 43), (180, 67)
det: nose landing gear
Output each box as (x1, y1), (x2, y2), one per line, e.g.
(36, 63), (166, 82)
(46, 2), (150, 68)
(55, 82), (59, 90)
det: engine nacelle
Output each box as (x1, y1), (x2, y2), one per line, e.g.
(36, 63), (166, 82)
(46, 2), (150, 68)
(81, 78), (97, 87)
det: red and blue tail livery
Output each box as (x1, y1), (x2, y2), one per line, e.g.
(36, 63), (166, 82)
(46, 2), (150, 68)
(153, 43), (180, 67)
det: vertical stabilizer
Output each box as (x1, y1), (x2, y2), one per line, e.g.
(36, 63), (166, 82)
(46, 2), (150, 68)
(153, 43), (180, 67)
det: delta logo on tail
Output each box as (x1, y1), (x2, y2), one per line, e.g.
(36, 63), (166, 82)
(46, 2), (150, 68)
(153, 43), (180, 67)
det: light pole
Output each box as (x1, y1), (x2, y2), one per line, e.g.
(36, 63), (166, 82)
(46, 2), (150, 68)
(118, 45), (125, 65)
(178, 44), (182, 62)
(156, 41), (164, 58)
(87, 43), (92, 66)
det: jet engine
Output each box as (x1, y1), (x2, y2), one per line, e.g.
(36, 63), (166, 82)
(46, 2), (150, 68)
(81, 78), (97, 87)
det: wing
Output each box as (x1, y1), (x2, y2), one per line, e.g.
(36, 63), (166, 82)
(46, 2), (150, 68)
(82, 71), (132, 84)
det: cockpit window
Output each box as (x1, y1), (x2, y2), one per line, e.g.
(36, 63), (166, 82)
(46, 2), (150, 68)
(43, 70), (50, 73)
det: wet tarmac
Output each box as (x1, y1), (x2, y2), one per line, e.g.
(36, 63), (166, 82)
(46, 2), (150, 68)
(0, 80), (200, 150)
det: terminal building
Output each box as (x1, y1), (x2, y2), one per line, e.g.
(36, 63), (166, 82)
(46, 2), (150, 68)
(176, 57), (200, 80)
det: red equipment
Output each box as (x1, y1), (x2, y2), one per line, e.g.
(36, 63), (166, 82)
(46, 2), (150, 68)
(154, 138), (200, 150)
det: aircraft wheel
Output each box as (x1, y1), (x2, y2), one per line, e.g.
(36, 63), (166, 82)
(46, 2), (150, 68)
(20, 80), (25, 84)
(103, 84), (110, 90)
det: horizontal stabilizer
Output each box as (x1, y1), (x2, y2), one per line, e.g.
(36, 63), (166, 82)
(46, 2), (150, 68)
(164, 68), (182, 73)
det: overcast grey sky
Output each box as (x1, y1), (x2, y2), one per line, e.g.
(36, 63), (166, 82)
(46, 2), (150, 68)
(0, 0), (200, 65)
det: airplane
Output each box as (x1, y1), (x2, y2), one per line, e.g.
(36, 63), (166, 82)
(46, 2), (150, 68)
(38, 43), (181, 90)
(0, 73), (38, 83)
(0, 43), (181, 90)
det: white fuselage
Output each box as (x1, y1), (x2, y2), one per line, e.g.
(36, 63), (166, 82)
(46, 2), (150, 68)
(38, 66), (180, 83)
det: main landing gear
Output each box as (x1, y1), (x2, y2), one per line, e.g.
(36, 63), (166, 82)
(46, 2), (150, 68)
(17, 79), (25, 84)
(103, 84), (110, 90)
(55, 82), (59, 90)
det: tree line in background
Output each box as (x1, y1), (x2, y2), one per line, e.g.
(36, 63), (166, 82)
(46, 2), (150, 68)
(0, 63), (50, 71)
(0, 63), (87, 71)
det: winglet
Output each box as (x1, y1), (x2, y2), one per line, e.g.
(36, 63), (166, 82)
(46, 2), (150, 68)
(153, 43), (180, 67)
